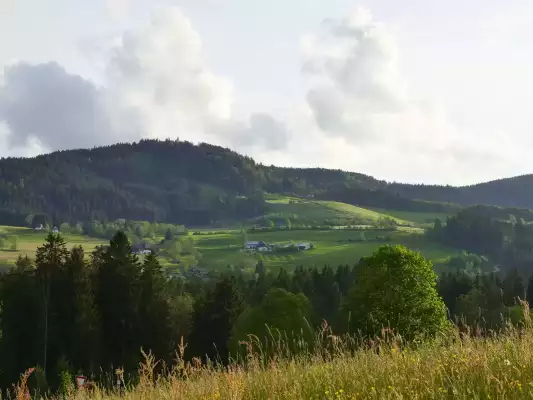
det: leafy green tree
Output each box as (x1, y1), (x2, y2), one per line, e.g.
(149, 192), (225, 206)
(342, 245), (447, 339)
(59, 222), (71, 234)
(10, 235), (17, 251)
(231, 288), (312, 356)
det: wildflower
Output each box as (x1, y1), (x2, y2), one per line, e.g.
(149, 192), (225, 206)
(504, 359), (512, 366)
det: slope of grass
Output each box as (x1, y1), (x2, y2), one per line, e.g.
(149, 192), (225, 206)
(36, 324), (533, 399)
(367, 208), (453, 227)
(193, 228), (460, 272)
(264, 196), (409, 226)
(0, 226), (106, 264)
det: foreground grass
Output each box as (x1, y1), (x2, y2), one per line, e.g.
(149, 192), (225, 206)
(35, 325), (533, 399)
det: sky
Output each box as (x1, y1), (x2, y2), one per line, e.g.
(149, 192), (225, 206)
(0, 0), (532, 185)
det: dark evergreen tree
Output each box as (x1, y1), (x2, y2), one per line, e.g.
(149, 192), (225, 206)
(139, 253), (174, 363)
(35, 233), (69, 377)
(95, 231), (142, 371)
(527, 273), (533, 308)
(189, 276), (243, 364)
(502, 267), (526, 306)
(62, 246), (100, 374)
(0, 256), (41, 387)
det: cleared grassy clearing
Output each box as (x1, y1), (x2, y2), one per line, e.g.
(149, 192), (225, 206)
(194, 228), (460, 271)
(368, 208), (453, 227)
(0, 226), (106, 264)
(264, 197), (408, 226)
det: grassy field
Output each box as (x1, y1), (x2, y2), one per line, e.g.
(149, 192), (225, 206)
(264, 196), (410, 226)
(193, 227), (461, 273)
(30, 321), (533, 399)
(0, 224), (461, 274)
(368, 208), (454, 227)
(0, 198), (462, 272)
(0, 226), (106, 265)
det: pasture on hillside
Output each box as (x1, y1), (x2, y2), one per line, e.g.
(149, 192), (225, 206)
(263, 196), (410, 226)
(367, 208), (453, 227)
(191, 227), (462, 273)
(0, 226), (106, 266)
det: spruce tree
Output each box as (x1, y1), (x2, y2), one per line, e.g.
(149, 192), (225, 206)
(62, 246), (100, 374)
(35, 233), (69, 377)
(95, 231), (142, 372)
(139, 253), (173, 363)
(189, 276), (243, 364)
(0, 256), (41, 387)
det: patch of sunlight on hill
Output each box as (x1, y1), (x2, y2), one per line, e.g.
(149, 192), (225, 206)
(264, 197), (409, 226)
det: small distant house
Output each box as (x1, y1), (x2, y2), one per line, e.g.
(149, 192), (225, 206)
(188, 266), (209, 279)
(296, 242), (313, 251)
(245, 241), (267, 250)
(132, 243), (152, 255)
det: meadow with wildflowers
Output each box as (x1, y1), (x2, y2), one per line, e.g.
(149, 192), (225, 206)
(14, 312), (533, 400)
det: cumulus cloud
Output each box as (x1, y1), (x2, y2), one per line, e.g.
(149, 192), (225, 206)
(0, 7), (288, 157)
(294, 7), (520, 184)
(0, 5), (521, 184)
(0, 62), (116, 151)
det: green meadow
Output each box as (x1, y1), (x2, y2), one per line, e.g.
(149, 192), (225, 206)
(192, 227), (461, 272)
(0, 198), (462, 273)
(0, 226), (106, 266)
(263, 196), (410, 226)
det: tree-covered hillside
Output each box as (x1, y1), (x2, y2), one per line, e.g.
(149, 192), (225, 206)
(0, 138), (532, 226)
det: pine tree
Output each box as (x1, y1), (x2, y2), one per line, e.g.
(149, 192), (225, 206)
(0, 256), (41, 387)
(503, 267), (526, 306)
(35, 233), (69, 377)
(189, 276), (243, 364)
(95, 231), (142, 372)
(62, 246), (100, 374)
(139, 253), (173, 363)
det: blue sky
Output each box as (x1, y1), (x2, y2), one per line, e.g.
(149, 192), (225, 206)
(1, 0), (532, 185)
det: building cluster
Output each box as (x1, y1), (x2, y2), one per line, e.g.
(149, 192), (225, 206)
(244, 241), (313, 253)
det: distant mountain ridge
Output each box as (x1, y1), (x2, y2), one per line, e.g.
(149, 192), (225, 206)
(0, 139), (531, 226)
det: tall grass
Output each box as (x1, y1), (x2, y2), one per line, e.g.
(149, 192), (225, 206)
(14, 306), (533, 399)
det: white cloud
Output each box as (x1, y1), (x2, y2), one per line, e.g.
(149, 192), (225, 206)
(0, 5), (526, 184)
(293, 7), (523, 184)
(0, 7), (289, 156)
(105, 0), (130, 19)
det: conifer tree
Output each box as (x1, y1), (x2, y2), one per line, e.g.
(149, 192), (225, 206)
(95, 231), (142, 371)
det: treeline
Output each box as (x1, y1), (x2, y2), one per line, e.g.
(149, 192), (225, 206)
(438, 268), (532, 330)
(0, 235), (451, 395)
(319, 185), (462, 214)
(4, 139), (533, 227)
(429, 206), (533, 276)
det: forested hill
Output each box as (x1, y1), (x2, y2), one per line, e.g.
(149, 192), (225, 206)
(0, 139), (531, 226)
